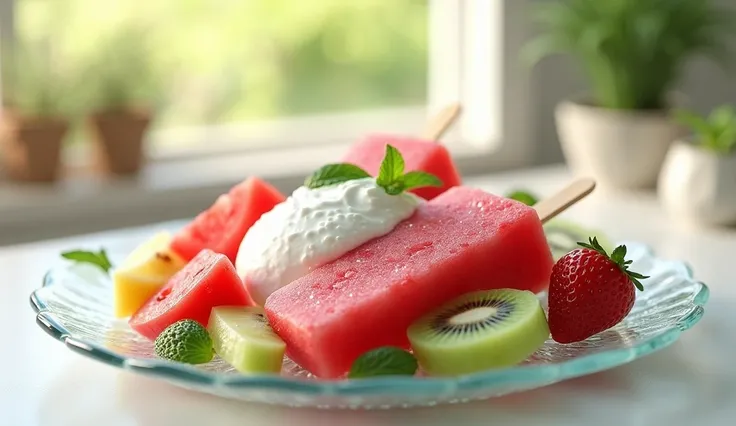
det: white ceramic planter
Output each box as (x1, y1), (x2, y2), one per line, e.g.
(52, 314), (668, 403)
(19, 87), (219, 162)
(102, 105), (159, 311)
(555, 98), (686, 190)
(658, 140), (736, 227)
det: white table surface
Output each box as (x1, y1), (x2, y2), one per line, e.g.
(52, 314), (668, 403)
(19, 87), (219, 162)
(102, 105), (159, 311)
(3, 166), (735, 426)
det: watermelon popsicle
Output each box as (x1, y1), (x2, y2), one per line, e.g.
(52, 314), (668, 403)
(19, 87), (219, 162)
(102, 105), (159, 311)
(264, 180), (595, 378)
(342, 104), (462, 200)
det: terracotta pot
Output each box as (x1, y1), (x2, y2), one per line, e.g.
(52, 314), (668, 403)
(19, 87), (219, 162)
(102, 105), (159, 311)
(555, 96), (687, 191)
(658, 139), (736, 227)
(0, 111), (68, 182)
(88, 109), (151, 175)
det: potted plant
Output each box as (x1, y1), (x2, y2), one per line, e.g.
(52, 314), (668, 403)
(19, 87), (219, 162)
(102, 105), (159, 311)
(658, 105), (736, 227)
(524, 0), (736, 191)
(0, 45), (72, 182)
(82, 31), (162, 176)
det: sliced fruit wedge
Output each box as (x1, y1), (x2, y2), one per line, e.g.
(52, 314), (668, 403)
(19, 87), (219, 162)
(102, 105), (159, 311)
(208, 306), (286, 375)
(129, 249), (250, 340)
(113, 231), (186, 318)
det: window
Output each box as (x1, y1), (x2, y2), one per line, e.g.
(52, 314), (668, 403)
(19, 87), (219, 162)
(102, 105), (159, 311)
(0, 0), (534, 245)
(1, 0), (532, 169)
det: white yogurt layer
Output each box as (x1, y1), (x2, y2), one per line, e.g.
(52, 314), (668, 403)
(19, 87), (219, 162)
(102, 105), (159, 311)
(235, 177), (421, 305)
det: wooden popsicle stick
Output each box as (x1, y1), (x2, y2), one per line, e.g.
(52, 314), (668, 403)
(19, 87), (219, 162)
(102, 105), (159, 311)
(420, 103), (462, 141)
(533, 178), (596, 224)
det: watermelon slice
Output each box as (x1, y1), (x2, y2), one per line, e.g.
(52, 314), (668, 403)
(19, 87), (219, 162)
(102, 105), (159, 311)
(342, 134), (462, 200)
(129, 249), (251, 340)
(171, 177), (285, 263)
(264, 186), (554, 378)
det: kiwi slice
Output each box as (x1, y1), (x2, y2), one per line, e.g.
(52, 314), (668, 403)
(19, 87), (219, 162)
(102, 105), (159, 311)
(208, 306), (285, 375)
(407, 289), (549, 376)
(544, 219), (614, 261)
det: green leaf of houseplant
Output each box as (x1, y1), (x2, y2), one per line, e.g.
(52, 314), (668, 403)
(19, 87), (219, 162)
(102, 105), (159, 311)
(676, 105), (736, 155)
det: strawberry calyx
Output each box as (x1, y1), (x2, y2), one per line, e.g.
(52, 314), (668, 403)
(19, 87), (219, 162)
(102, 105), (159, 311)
(577, 236), (649, 291)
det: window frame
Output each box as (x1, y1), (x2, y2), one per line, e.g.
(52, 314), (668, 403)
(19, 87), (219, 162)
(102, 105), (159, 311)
(428, 0), (535, 172)
(0, 0), (534, 175)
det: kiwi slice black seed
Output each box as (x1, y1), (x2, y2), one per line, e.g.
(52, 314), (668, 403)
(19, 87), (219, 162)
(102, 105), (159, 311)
(406, 289), (549, 376)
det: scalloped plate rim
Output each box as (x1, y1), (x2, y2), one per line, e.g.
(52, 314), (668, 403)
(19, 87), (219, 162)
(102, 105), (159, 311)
(28, 241), (710, 397)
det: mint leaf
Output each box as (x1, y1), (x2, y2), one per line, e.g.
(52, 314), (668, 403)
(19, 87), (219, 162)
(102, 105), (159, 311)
(376, 145), (405, 189)
(402, 171), (443, 192)
(383, 180), (406, 196)
(374, 144), (442, 196)
(61, 249), (113, 273)
(506, 190), (538, 206)
(305, 163), (371, 189)
(348, 346), (418, 379)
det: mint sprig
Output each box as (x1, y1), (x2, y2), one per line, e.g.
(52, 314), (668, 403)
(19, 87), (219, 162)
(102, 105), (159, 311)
(61, 248), (113, 273)
(303, 144), (443, 195)
(348, 346), (418, 379)
(375, 144), (443, 195)
(304, 163), (371, 189)
(577, 237), (649, 291)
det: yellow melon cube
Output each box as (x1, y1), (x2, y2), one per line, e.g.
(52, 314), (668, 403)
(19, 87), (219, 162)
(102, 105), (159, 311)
(113, 232), (186, 318)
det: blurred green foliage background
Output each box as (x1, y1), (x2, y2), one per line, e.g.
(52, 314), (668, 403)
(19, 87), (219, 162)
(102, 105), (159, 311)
(17, 0), (428, 129)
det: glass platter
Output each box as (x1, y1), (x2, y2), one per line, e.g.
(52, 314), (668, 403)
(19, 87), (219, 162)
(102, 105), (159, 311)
(29, 240), (708, 409)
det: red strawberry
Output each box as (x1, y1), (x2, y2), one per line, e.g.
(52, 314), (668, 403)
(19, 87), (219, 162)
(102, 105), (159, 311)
(548, 236), (648, 344)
